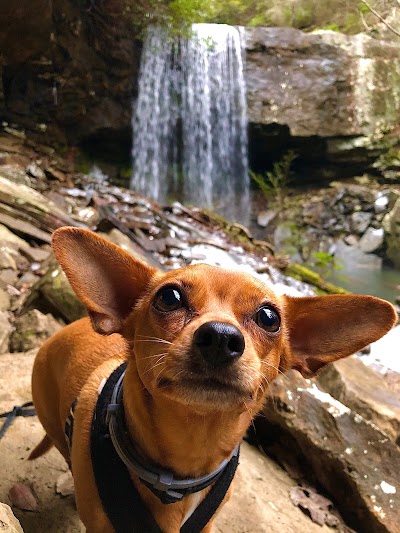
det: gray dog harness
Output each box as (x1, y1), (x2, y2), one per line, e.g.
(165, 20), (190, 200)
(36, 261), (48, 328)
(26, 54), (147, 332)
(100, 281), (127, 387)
(65, 363), (240, 532)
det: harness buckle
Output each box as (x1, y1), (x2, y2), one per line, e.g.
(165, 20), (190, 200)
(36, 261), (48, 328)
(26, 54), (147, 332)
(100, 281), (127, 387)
(106, 403), (119, 425)
(153, 471), (173, 491)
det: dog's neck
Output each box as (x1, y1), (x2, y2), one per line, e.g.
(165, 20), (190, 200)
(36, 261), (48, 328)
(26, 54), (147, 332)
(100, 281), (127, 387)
(122, 360), (253, 478)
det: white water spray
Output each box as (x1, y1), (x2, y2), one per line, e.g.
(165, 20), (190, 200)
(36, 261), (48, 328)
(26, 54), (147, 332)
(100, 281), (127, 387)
(131, 24), (249, 222)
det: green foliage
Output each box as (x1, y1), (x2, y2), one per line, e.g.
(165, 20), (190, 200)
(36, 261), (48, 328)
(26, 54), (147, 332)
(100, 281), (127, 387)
(321, 22), (341, 31)
(309, 250), (343, 278)
(125, 0), (213, 37)
(250, 150), (297, 207)
(122, 0), (398, 37)
(358, 2), (370, 14)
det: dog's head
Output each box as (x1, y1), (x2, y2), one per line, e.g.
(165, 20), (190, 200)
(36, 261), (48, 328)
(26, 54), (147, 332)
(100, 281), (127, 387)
(53, 228), (397, 411)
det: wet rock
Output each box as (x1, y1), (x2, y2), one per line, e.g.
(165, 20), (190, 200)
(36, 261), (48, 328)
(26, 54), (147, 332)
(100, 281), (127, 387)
(23, 265), (86, 323)
(257, 210), (277, 228)
(358, 227), (384, 253)
(9, 310), (62, 353)
(0, 502), (23, 533)
(317, 357), (400, 443)
(274, 223), (293, 249)
(101, 229), (165, 270)
(383, 198), (400, 269)
(257, 371), (400, 533)
(0, 312), (12, 354)
(369, 326), (400, 374)
(302, 201), (331, 228)
(345, 184), (376, 207)
(344, 234), (359, 246)
(375, 195), (390, 214)
(26, 163), (45, 180)
(334, 240), (382, 271)
(351, 211), (372, 235)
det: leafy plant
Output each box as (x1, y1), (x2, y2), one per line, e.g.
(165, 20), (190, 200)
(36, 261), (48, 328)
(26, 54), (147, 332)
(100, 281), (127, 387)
(250, 150), (297, 207)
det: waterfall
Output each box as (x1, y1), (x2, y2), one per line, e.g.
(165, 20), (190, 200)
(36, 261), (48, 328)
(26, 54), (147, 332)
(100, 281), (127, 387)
(131, 24), (249, 223)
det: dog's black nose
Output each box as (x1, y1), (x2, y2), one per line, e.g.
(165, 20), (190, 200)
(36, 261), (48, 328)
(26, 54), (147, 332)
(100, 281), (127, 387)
(193, 321), (245, 367)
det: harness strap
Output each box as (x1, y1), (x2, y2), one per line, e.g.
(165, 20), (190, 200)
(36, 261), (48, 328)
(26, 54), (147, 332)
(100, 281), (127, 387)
(0, 402), (36, 440)
(91, 363), (162, 533)
(107, 370), (240, 505)
(181, 447), (239, 533)
(91, 362), (240, 533)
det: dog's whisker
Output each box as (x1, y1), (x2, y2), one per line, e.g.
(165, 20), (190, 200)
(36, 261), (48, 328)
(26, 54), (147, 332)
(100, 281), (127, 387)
(260, 360), (295, 386)
(154, 363), (168, 383)
(143, 359), (169, 377)
(142, 352), (169, 361)
(135, 336), (172, 346)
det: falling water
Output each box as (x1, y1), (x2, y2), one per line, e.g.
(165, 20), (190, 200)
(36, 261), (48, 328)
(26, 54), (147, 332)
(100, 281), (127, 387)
(131, 24), (249, 223)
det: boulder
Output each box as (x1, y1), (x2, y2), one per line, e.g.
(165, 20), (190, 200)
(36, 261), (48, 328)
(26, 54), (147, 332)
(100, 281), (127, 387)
(257, 209), (277, 228)
(214, 442), (334, 533)
(0, 503), (23, 533)
(317, 357), (400, 443)
(9, 310), (62, 352)
(358, 227), (384, 253)
(257, 370), (400, 533)
(334, 239), (382, 271)
(23, 265), (86, 323)
(350, 211), (372, 235)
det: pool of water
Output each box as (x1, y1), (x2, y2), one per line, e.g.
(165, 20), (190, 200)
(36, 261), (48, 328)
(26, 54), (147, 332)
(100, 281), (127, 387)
(329, 255), (400, 304)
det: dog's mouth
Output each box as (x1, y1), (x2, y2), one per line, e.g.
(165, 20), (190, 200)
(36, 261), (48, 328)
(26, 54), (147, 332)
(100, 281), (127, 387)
(155, 364), (257, 407)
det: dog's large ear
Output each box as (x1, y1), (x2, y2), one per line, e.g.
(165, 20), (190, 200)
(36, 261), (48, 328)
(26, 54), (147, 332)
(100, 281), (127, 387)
(52, 227), (157, 334)
(284, 294), (397, 377)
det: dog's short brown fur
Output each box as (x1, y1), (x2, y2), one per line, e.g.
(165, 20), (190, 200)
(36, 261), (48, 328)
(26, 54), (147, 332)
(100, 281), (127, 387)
(30, 227), (397, 533)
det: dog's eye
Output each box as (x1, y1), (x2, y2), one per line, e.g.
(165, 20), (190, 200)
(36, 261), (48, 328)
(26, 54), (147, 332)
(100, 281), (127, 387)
(154, 287), (184, 312)
(256, 306), (280, 333)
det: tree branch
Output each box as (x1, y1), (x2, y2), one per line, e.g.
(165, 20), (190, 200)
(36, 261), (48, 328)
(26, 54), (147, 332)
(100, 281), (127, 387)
(360, 0), (400, 38)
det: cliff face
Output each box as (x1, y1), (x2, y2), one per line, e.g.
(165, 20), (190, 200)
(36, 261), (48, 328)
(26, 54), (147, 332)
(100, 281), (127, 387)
(0, 0), (140, 154)
(2, 11), (400, 180)
(243, 27), (400, 179)
(244, 27), (400, 138)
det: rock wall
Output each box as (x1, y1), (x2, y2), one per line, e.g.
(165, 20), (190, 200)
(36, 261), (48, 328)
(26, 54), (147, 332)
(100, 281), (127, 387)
(244, 27), (400, 180)
(2, 11), (400, 180)
(1, 0), (140, 155)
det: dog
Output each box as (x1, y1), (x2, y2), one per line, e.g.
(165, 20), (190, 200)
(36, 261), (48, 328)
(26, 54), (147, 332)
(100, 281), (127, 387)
(29, 227), (396, 533)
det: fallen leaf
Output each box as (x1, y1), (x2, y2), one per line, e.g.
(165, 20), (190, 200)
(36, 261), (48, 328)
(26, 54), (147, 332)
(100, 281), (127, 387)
(8, 483), (37, 512)
(290, 484), (339, 527)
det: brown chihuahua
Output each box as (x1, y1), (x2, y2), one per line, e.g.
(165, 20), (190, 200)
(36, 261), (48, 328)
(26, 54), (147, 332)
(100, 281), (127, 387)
(30, 227), (396, 533)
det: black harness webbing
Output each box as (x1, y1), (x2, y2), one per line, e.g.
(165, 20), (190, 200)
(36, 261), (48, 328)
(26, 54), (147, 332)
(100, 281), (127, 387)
(90, 363), (240, 533)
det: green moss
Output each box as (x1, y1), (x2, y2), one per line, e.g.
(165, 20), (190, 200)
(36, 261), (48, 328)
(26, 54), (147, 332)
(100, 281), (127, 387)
(285, 263), (349, 294)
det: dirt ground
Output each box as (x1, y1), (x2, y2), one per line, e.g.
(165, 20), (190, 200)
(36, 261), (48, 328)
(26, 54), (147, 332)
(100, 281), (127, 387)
(0, 350), (331, 533)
